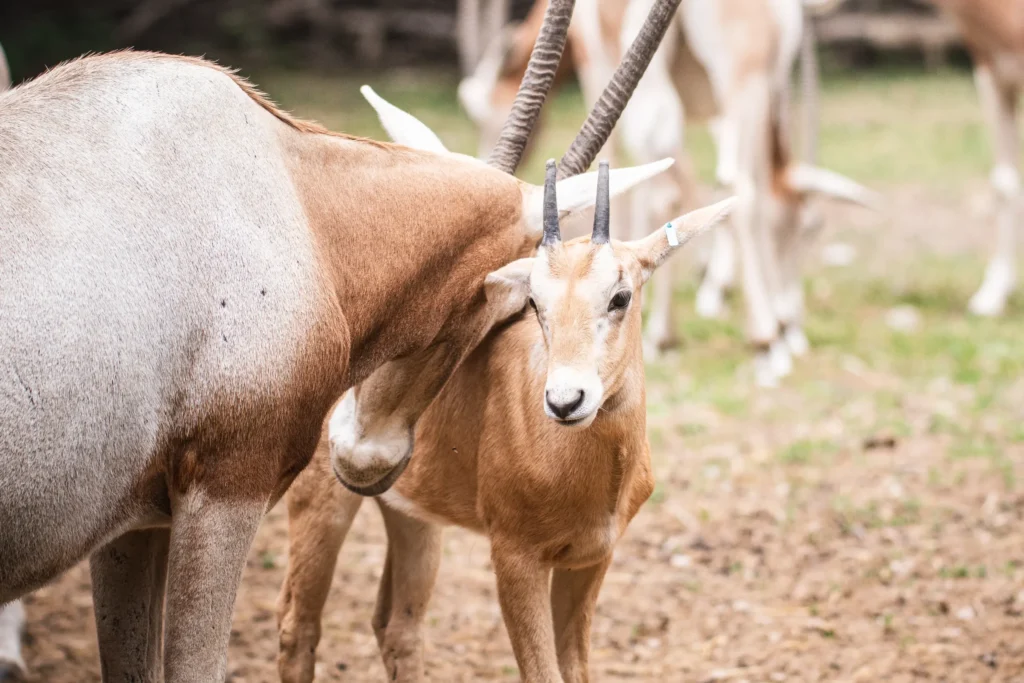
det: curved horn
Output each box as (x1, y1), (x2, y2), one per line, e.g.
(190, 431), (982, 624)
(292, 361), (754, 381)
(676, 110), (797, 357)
(558, 0), (683, 179)
(591, 160), (610, 244)
(488, 0), (576, 174)
(0, 43), (10, 92)
(542, 159), (561, 246)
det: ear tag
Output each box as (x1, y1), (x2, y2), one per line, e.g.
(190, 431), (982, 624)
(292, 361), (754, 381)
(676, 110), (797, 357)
(664, 222), (679, 247)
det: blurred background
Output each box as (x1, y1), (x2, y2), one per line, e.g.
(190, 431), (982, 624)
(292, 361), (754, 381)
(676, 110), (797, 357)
(5, 2), (1024, 682)
(0, 0), (972, 78)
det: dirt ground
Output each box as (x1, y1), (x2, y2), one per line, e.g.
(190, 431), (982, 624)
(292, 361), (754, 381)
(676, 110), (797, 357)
(14, 183), (1024, 683)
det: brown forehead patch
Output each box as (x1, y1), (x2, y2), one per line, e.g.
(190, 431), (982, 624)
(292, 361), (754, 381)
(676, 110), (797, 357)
(546, 242), (597, 281)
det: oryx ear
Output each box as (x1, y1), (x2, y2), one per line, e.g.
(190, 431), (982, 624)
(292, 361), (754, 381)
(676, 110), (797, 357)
(632, 197), (738, 283)
(360, 85), (449, 154)
(484, 257), (536, 321)
(522, 159), (675, 240)
(786, 163), (882, 210)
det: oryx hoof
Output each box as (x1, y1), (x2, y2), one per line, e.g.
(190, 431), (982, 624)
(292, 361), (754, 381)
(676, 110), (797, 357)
(769, 339), (793, 378)
(783, 325), (810, 357)
(752, 339), (791, 388)
(968, 287), (1009, 318)
(753, 348), (779, 388)
(695, 284), (726, 319)
(969, 263), (1015, 317)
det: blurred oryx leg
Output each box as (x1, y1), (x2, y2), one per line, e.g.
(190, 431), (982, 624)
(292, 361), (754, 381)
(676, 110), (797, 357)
(696, 116), (739, 319)
(619, 0), (693, 354)
(970, 63), (1020, 317)
(0, 600), (25, 682)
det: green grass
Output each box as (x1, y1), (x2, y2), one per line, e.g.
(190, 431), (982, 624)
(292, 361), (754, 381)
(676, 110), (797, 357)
(252, 65), (990, 186)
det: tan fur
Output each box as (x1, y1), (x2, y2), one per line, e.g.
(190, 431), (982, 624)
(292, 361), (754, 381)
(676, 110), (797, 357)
(933, 0), (1024, 70)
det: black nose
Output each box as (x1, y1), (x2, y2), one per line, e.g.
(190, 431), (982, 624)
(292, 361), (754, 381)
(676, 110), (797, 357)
(545, 390), (584, 419)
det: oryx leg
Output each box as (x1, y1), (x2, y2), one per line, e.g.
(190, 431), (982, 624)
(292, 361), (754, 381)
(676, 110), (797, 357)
(970, 64), (1020, 317)
(491, 545), (560, 683)
(696, 116), (739, 319)
(619, 2), (692, 353)
(277, 452), (363, 683)
(729, 76), (790, 385)
(371, 502), (442, 683)
(90, 529), (170, 682)
(163, 479), (267, 682)
(0, 600), (25, 682)
(551, 558), (611, 683)
(774, 196), (823, 358)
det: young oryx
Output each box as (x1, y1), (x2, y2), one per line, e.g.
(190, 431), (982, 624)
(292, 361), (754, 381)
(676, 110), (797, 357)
(928, 0), (1024, 316)
(277, 159), (735, 683)
(459, 0), (877, 386)
(0, 0), (686, 677)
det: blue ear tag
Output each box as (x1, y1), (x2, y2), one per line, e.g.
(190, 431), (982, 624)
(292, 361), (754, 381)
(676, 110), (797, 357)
(664, 221), (679, 247)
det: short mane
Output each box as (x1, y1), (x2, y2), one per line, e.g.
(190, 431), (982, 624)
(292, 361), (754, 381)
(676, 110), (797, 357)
(16, 49), (390, 148)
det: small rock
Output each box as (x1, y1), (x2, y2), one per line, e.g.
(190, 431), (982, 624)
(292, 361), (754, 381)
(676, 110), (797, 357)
(885, 305), (921, 333)
(770, 673), (787, 682)
(979, 652), (998, 669)
(670, 554), (692, 569)
(955, 606), (976, 621)
(940, 626), (962, 640)
(889, 558), (916, 578)
(863, 435), (898, 451)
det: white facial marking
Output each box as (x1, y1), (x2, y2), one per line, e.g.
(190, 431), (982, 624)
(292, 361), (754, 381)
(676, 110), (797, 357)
(531, 245), (630, 427)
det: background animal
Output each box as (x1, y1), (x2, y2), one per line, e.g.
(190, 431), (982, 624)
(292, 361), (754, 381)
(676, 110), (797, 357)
(458, 0), (878, 387)
(928, 0), (1024, 317)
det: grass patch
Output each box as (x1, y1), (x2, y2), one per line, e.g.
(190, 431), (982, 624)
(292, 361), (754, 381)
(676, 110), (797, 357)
(778, 439), (838, 466)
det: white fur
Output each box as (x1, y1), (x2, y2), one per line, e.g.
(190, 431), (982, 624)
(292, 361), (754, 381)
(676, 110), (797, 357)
(0, 600), (25, 678)
(787, 163), (882, 209)
(360, 85), (449, 154)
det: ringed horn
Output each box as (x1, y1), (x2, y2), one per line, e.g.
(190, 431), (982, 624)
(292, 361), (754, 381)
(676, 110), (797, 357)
(487, 0), (684, 178)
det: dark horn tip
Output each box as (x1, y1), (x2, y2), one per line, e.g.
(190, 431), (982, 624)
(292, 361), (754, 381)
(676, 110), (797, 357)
(542, 158), (561, 247)
(591, 159), (610, 245)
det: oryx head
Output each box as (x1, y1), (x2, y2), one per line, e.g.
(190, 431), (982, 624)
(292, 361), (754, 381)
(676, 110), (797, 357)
(522, 161), (736, 427)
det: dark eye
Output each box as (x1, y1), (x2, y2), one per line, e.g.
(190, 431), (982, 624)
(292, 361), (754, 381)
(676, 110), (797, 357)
(609, 291), (631, 311)
(528, 297), (538, 311)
